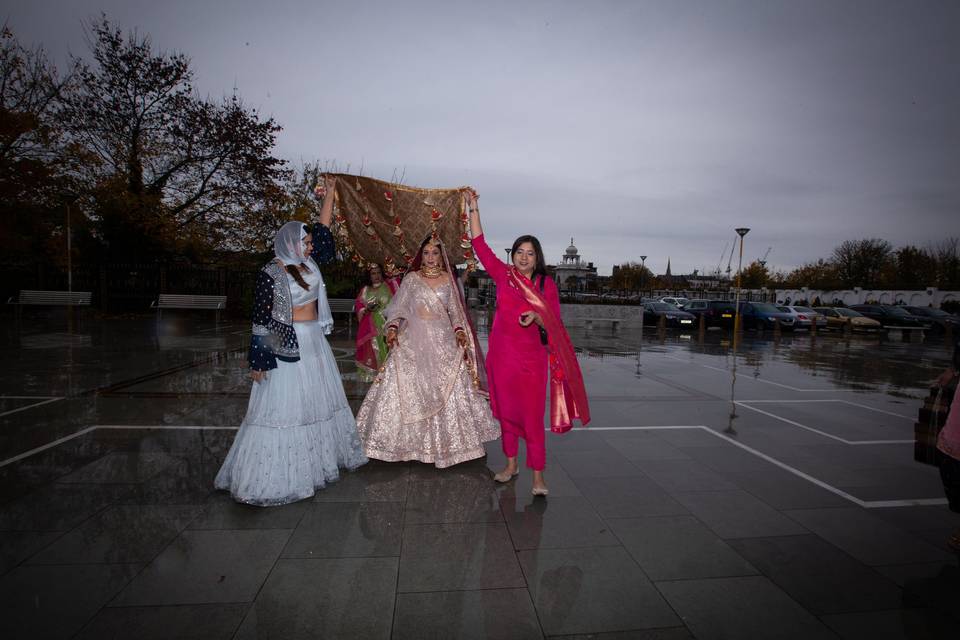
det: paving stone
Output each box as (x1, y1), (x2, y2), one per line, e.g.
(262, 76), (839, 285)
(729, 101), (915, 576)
(0, 563), (140, 640)
(657, 575), (836, 640)
(112, 529), (290, 605)
(610, 515), (758, 581)
(727, 535), (903, 614)
(77, 603), (248, 640)
(393, 588), (542, 640)
(234, 557), (397, 640)
(784, 507), (952, 566)
(573, 476), (689, 519)
(0, 530), (62, 576)
(519, 546), (680, 635)
(190, 494), (308, 530)
(30, 504), (200, 564)
(500, 496), (620, 550)
(673, 490), (809, 539)
(820, 608), (958, 639)
(398, 522), (525, 592)
(281, 501), (403, 558)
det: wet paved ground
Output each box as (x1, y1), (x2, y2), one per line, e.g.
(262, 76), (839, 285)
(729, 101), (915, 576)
(1, 308), (959, 639)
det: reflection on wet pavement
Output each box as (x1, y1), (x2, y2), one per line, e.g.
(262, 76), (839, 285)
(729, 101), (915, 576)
(1, 312), (958, 638)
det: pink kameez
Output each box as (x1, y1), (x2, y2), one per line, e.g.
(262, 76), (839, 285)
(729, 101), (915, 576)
(937, 383), (960, 461)
(473, 234), (568, 470)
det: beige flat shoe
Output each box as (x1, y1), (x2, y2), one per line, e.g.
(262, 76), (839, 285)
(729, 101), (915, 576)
(531, 486), (549, 496)
(493, 469), (519, 483)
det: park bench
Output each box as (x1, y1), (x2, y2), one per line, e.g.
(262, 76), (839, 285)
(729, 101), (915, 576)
(7, 290), (92, 321)
(152, 294), (227, 323)
(584, 318), (622, 333)
(328, 298), (356, 337)
(8, 289), (92, 306)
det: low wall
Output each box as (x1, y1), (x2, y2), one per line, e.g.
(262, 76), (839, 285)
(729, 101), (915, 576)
(775, 288), (959, 307)
(560, 304), (642, 326)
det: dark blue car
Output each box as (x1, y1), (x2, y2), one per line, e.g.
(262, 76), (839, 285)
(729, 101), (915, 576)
(737, 302), (796, 331)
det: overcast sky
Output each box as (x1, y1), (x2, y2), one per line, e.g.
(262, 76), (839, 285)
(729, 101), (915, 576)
(4, 0), (958, 276)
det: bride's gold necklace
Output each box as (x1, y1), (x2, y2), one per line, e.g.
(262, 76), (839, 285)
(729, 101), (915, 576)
(420, 264), (444, 279)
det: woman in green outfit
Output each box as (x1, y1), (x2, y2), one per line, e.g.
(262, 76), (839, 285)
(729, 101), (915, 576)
(354, 263), (399, 382)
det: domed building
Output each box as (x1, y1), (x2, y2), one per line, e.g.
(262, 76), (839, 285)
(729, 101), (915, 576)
(552, 238), (598, 292)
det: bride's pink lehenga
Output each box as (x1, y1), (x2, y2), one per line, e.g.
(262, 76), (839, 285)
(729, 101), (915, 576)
(355, 240), (498, 468)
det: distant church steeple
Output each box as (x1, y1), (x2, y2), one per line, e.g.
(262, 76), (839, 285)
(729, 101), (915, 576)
(665, 258), (672, 277)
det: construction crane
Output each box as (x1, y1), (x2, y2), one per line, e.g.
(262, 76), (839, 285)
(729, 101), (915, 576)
(725, 232), (737, 279)
(758, 247), (771, 268)
(714, 240), (730, 278)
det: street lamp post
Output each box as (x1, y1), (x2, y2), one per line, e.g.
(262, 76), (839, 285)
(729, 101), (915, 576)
(733, 228), (750, 335)
(66, 199), (73, 293)
(639, 255), (647, 297)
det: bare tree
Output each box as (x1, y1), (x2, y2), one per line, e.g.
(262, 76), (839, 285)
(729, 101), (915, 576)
(831, 238), (893, 288)
(0, 25), (78, 205)
(58, 16), (290, 255)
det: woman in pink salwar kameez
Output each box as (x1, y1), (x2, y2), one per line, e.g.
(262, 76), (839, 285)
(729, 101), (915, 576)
(466, 189), (590, 496)
(935, 338), (960, 551)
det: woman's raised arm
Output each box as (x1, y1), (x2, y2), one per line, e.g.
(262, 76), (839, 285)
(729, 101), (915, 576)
(317, 174), (338, 228)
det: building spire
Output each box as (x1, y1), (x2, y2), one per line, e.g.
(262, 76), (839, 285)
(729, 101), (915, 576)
(665, 257), (672, 277)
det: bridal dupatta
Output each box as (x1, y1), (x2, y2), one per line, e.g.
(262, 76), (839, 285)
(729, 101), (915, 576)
(507, 267), (591, 432)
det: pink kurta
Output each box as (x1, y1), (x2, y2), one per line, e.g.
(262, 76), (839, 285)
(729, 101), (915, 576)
(937, 383), (960, 461)
(473, 234), (561, 470)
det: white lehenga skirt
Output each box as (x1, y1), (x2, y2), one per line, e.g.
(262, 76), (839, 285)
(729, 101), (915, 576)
(215, 321), (367, 506)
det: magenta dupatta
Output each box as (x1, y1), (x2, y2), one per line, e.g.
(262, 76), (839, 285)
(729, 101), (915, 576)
(354, 279), (399, 373)
(507, 267), (590, 433)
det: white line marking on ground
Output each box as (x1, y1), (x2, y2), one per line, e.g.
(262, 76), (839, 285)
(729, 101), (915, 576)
(0, 425), (238, 469)
(738, 399), (914, 420)
(0, 426), (97, 468)
(0, 395), (61, 399)
(0, 397), (65, 418)
(95, 425), (240, 431)
(692, 362), (843, 392)
(733, 402), (913, 445)
(570, 425), (946, 508)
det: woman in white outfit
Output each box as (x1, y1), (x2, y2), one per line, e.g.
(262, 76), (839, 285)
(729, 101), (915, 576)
(215, 175), (367, 505)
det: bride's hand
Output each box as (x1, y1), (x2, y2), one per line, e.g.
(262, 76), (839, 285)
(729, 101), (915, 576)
(386, 327), (398, 348)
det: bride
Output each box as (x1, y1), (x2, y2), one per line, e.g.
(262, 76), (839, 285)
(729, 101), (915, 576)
(355, 234), (499, 467)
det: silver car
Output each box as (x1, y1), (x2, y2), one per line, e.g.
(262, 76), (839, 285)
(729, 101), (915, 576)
(776, 305), (828, 330)
(659, 296), (690, 309)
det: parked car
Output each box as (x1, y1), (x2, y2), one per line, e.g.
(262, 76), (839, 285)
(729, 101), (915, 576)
(813, 307), (882, 333)
(642, 302), (697, 328)
(659, 296), (690, 309)
(684, 299), (737, 328)
(737, 301), (795, 331)
(776, 305), (828, 330)
(848, 305), (925, 329)
(903, 306), (960, 334)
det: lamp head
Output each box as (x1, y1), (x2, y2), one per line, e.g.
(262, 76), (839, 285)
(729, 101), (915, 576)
(735, 228), (750, 237)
